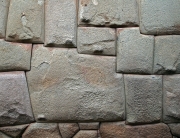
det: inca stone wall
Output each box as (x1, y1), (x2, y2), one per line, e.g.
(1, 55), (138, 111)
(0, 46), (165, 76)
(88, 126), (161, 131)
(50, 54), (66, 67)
(0, 0), (180, 138)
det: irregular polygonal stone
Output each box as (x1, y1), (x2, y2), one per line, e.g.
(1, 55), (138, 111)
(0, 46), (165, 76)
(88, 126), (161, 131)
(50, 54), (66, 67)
(0, 40), (32, 71)
(139, 0), (180, 35)
(168, 124), (180, 137)
(116, 28), (154, 74)
(22, 123), (61, 138)
(45, 0), (77, 47)
(0, 72), (34, 126)
(100, 122), (172, 138)
(26, 45), (125, 122)
(124, 75), (162, 124)
(6, 0), (44, 43)
(0, 132), (11, 138)
(78, 0), (139, 26)
(73, 130), (97, 138)
(77, 27), (116, 55)
(58, 123), (79, 138)
(154, 35), (180, 74)
(79, 123), (99, 130)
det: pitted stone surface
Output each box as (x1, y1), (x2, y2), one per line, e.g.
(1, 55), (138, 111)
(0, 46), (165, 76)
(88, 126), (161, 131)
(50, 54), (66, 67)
(79, 122), (99, 130)
(77, 27), (116, 55)
(0, 40), (32, 71)
(154, 35), (180, 74)
(45, 0), (77, 47)
(26, 45), (125, 122)
(73, 130), (97, 138)
(6, 0), (44, 43)
(78, 0), (139, 26)
(168, 124), (180, 137)
(116, 28), (154, 74)
(124, 75), (162, 124)
(0, 72), (34, 126)
(139, 0), (180, 35)
(0, 132), (11, 138)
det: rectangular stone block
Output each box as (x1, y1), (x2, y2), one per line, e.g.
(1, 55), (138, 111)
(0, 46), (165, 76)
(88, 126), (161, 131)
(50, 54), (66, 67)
(168, 124), (180, 137)
(6, 0), (44, 43)
(78, 0), (139, 26)
(124, 75), (162, 125)
(139, 0), (180, 35)
(77, 27), (116, 55)
(116, 28), (154, 74)
(45, 0), (77, 47)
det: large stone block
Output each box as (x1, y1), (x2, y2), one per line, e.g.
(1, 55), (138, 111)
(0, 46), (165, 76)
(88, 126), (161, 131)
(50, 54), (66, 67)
(6, 0), (44, 43)
(124, 75), (162, 124)
(0, 72), (34, 126)
(77, 27), (116, 55)
(168, 124), (180, 137)
(26, 45), (125, 122)
(73, 130), (97, 138)
(45, 0), (77, 47)
(78, 0), (139, 26)
(139, 0), (180, 35)
(0, 40), (32, 71)
(116, 28), (154, 74)
(154, 35), (180, 74)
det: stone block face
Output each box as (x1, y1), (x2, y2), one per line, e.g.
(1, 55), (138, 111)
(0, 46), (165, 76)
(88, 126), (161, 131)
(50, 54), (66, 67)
(73, 130), (97, 138)
(116, 28), (154, 74)
(45, 0), (77, 47)
(6, 0), (44, 43)
(168, 124), (180, 137)
(139, 0), (180, 35)
(78, 0), (139, 26)
(0, 72), (34, 126)
(77, 27), (116, 55)
(0, 40), (32, 71)
(79, 123), (99, 130)
(0, 132), (11, 138)
(26, 45), (125, 122)
(124, 75), (162, 124)
(154, 35), (180, 74)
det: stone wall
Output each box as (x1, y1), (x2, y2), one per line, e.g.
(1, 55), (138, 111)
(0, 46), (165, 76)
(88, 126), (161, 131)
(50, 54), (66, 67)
(0, 0), (180, 137)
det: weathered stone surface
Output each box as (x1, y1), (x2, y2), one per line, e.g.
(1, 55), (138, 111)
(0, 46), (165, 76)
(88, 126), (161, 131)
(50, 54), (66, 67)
(77, 27), (116, 55)
(78, 0), (139, 26)
(124, 75), (162, 124)
(0, 72), (34, 126)
(45, 0), (77, 47)
(163, 75), (180, 123)
(79, 123), (99, 130)
(168, 124), (180, 137)
(22, 123), (61, 138)
(59, 123), (79, 138)
(100, 122), (172, 138)
(0, 124), (29, 138)
(73, 130), (97, 138)
(0, 40), (32, 71)
(0, 132), (11, 138)
(116, 28), (154, 74)
(0, 0), (10, 38)
(26, 45), (125, 122)
(6, 0), (44, 43)
(139, 0), (180, 35)
(154, 36), (180, 74)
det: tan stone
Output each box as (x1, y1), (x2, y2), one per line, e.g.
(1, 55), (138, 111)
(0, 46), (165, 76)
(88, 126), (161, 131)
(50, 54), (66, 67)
(73, 130), (97, 138)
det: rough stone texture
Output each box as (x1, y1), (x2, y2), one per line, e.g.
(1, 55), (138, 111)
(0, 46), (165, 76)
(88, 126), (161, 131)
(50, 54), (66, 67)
(73, 130), (97, 138)
(78, 0), (139, 26)
(22, 123), (61, 138)
(26, 45), (125, 122)
(77, 27), (116, 55)
(139, 0), (180, 35)
(124, 75), (162, 124)
(6, 0), (44, 43)
(0, 132), (11, 138)
(168, 124), (180, 137)
(0, 0), (10, 38)
(154, 35), (180, 74)
(100, 122), (172, 138)
(0, 72), (34, 126)
(116, 28), (154, 74)
(79, 123), (99, 130)
(58, 123), (79, 138)
(0, 124), (29, 138)
(0, 40), (32, 71)
(45, 0), (77, 47)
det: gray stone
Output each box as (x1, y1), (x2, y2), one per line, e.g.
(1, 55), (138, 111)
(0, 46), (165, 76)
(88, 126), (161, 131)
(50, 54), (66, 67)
(116, 28), (154, 74)
(0, 40), (32, 71)
(0, 71), (34, 126)
(78, 0), (139, 26)
(77, 27), (116, 56)
(79, 123), (99, 130)
(168, 124), (180, 137)
(139, 0), (180, 35)
(124, 75), (162, 124)
(154, 35), (180, 74)
(0, 132), (11, 138)
(73, 130), (97, 138)
(6, 0), (44, 43)
(45, 0), (77, 47)
(26, 45), (125, 122)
